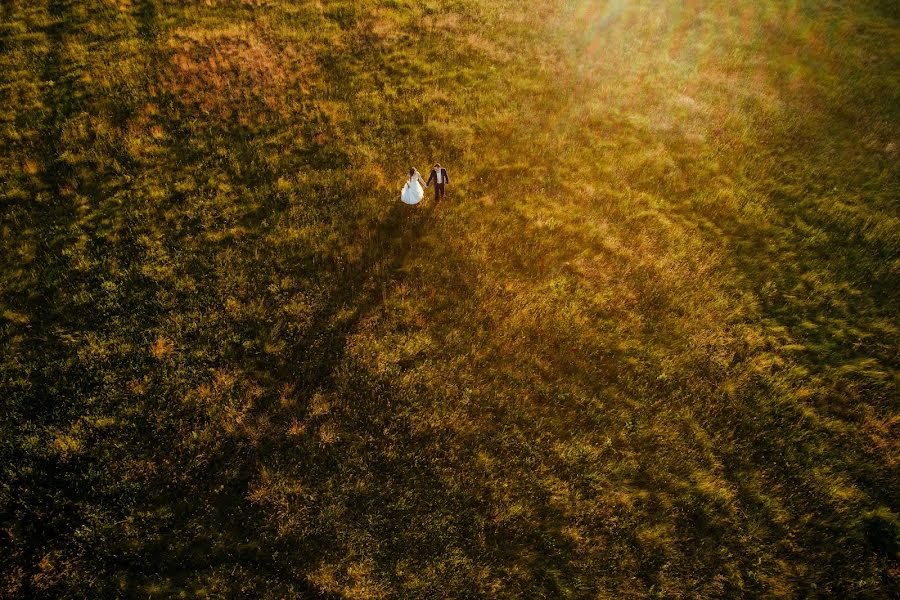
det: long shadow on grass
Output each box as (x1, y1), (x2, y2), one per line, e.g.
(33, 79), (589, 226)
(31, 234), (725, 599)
(255, 196), (588, 596)
(295, 200), (435, 392)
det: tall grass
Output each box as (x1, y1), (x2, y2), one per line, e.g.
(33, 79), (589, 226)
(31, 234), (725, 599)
(1, 0), (898, 597)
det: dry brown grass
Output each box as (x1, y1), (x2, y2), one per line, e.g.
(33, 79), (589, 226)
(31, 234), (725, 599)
(1, 0), (897, 597)
(167, 25), (314, 121)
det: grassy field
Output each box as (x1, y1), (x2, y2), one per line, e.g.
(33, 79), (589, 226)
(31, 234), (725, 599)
(1, 0), (898, 597)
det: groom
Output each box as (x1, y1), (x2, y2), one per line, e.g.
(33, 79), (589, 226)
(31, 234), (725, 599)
(426, 163), (449, 201)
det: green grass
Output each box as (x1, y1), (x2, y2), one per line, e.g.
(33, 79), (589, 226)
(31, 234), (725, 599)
(1, 0), (898, 597)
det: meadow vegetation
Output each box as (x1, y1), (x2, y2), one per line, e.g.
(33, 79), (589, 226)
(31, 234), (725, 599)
(1, 0), (898, 597)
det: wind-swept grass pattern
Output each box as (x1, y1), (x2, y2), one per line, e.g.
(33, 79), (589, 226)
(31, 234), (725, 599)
(1, 0), (898, 597)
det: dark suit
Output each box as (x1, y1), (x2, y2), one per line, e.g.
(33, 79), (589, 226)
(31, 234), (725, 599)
(426, 167), (449, 201)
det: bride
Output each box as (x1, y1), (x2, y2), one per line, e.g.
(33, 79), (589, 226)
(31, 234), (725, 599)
(401, 167), (427, 205)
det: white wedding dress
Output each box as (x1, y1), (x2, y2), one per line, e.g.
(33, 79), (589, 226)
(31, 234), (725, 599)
(401, 170), (426, 205)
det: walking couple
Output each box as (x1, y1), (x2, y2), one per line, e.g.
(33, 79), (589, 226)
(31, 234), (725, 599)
(401, 163), (449, 206)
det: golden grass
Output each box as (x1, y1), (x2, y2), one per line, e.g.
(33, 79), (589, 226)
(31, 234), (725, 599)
(0, 0), (897, 597)
(166, 25), (314, 121)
